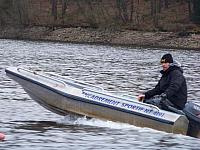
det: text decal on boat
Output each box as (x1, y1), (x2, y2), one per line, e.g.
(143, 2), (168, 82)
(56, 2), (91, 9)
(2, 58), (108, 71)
(82, 90), (165, 118)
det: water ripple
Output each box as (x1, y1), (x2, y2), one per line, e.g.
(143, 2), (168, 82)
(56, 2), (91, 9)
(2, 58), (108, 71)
(0, 39), (200, 149)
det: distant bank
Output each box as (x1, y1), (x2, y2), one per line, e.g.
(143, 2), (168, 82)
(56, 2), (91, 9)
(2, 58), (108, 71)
(0, 26), (200, 50)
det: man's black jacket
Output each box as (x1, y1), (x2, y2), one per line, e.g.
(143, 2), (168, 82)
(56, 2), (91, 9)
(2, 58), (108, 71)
(145, 62), (187, 110)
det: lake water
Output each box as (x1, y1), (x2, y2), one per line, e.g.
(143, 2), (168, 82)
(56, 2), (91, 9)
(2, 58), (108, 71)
(0, 39), (200, 149)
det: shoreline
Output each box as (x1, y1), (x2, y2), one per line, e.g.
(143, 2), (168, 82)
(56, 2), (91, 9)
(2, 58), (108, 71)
(0, 26), (200, 50)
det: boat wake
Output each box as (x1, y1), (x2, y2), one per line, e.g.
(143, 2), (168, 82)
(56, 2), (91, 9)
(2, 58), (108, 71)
(56, 114), (166, 134)
(57, 114), (137, 130)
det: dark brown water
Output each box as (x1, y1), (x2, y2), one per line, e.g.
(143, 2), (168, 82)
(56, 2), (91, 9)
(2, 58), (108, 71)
(0, 39), (200, 149)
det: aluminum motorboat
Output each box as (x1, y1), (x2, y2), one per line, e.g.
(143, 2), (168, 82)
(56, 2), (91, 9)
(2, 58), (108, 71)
(5, 67), (200, 138)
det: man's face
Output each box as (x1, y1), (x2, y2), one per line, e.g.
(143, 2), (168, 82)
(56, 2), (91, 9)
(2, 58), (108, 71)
(161, 62), (170, 71)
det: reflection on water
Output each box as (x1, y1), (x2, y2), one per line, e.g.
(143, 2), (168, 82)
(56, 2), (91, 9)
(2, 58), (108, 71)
(0, 39), (200, 149)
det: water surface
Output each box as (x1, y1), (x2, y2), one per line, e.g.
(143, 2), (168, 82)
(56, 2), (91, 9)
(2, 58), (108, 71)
(0, 39), (200, 149)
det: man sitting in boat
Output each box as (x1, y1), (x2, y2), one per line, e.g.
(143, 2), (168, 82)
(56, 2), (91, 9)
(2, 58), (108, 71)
(138, 53), (187, 111)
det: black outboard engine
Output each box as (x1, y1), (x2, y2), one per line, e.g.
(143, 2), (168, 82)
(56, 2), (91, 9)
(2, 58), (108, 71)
(183, 101), (200, 138)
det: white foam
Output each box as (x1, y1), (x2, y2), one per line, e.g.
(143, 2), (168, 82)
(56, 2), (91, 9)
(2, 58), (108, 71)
(56, 114), (172, 137)
(57, 115), (137, 130)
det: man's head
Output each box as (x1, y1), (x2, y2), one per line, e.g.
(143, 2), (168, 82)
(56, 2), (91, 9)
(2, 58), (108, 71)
(160, 53), (173, 71)
(160, 53), (173, 64)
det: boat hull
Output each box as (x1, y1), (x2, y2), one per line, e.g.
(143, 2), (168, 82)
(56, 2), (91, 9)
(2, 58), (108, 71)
(6, 67), (189, 136)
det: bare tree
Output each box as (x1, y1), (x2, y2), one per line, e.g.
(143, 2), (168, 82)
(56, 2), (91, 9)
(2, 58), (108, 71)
(14, 0), (29, 25)
(151, 0), (162, 27)
(0, 0), (14, 26)
(60, 0), (69, 24)
(50, 0), (58, 21)
(0, 0), (29, 26)
(116, 0), (129, 23)
(130, 0), (134, 22)
(192, 0), (200, 23)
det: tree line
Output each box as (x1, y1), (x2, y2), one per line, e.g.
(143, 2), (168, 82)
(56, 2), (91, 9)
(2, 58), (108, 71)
(0, 0), (200, 28)
(48, 0), (200, 28)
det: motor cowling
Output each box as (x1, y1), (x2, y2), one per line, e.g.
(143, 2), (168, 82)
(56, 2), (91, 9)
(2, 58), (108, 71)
(183, 101), (200, 138)
(183, 101), (200, 123)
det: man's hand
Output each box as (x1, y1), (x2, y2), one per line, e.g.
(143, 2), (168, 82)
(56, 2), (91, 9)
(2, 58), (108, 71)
(160, 93), (167, 100)
(138, 94), (145, 102)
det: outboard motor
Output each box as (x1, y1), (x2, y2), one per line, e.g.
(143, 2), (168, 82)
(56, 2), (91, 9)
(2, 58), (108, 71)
(183, 101), (200, 138)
